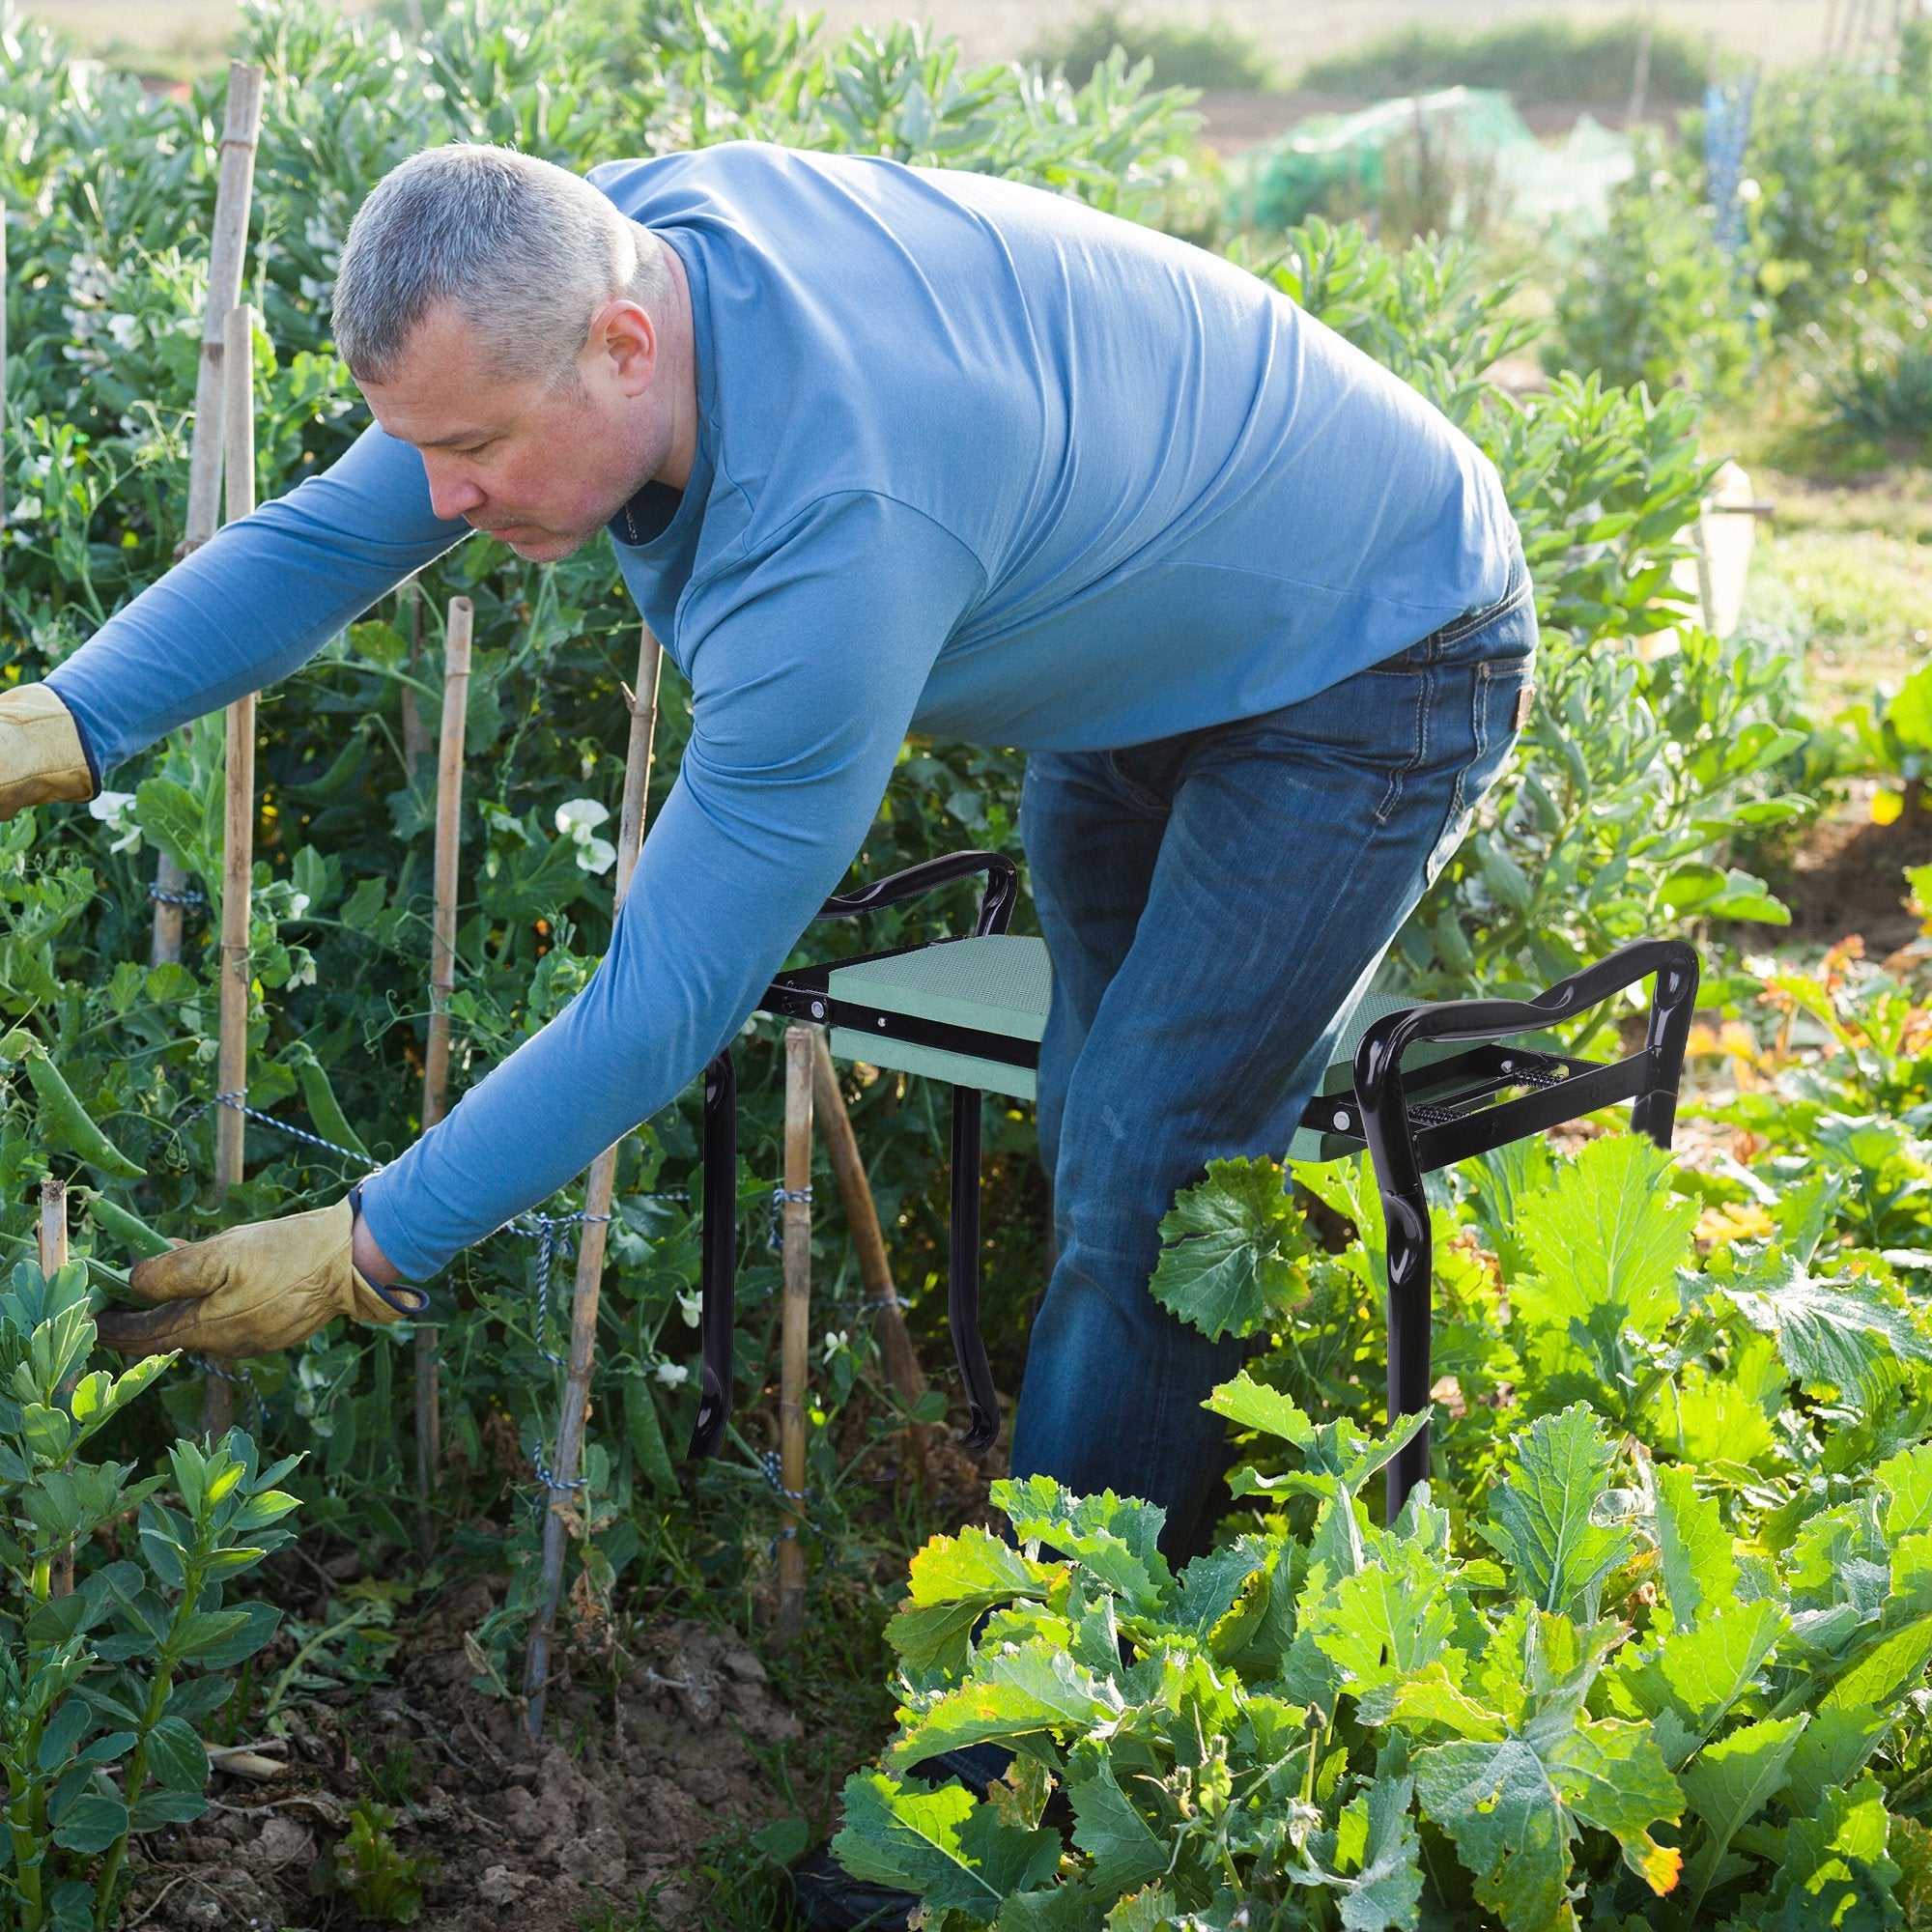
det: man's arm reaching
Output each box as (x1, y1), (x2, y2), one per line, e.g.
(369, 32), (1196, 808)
(355, 491), (986, 1280)
(46, 424), (468, 777)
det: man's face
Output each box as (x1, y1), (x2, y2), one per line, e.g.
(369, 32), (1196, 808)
(360, 302), (661, 563)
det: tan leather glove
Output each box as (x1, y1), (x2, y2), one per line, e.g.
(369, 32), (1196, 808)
(95, 1199), (429, 1360)
(0, 685), (96, 818)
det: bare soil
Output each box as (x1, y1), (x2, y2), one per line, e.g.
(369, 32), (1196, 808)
(1757, 781), (1932, 959)
(121, 1578), (804, 1931)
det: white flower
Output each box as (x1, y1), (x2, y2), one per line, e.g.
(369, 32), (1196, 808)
(677, 1288), (703, 1329)
(10, 494), (42, 525)
(105, 313), (140, 349)
(652, 1358), (691, 1387)
(555, 797), (616, 875)
(820, 1329), (850, 1363)
(87, 789), (142, 854)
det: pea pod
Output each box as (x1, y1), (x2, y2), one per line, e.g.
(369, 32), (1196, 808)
(291, 731), (368, 803)
(20, 1047), (144, 1179)
(624, 1376), (679, 1497)
(84, 1193), (174, 1261)
(292, 1046), (371, 1161)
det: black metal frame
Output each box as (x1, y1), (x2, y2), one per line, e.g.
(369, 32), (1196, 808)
(687, 855), (1699, 1518)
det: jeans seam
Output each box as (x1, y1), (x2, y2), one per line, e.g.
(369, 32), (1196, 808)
(1104, 751), (1174, 818)
(1374, 660), (1430, 827)
(1428, 557), (1535, 652)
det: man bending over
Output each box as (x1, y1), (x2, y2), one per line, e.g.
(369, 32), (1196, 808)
(0, 142), (1534, 1558)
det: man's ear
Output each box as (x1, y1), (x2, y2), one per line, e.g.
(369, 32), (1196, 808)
(592, 297), (657, 396)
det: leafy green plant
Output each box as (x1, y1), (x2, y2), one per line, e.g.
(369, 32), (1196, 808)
(843, 1129), (1932, 1928)
(326, 1798), (432, 1923)
(1549, 163), (1768, 405)
(0, 1261), (299, 1931)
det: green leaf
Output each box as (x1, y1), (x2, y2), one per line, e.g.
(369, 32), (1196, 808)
(1414, 1709), (1682, 1930)
(1203, 1371), (1317, 1447)
(1618, 1600), (1787, 1767)
(189, 1599), (281, 1669)
(1150, 1156), (1311, 1341)
(1719, 1248), (1932, 1406)
(1513, 1134), (1698, 1353)
(1781, 1706), (1896, 1818)
(50, 1793), (127, 1855)
(1479, 1405), (1634, 1619)
(890, 1528), (1059, 1673)
(1678, 1714), (1806, 1912)
(132, 777), (212, 879)
(833, 1772), (1061, 1917)
(1888, 662), (1932, 752)
(128, 1787), (206, 1831)
(1304, 1772), (1424, 1932)
(1767, 1776), (1899, 1931)
(1065, 1754), (1168, 1895)
(144, 1715), (209, 1793)
(1875, 1442), (1932, 1541)
(1308, 1550), (1461, 1715)
(994, 1477), (1172, 1612)
(890, 1641), (1125, 1767)
(1819, 1613), (1932, 1717)
(38, 1697), (92, 1771)
(1653, 1463), (1736, 1632)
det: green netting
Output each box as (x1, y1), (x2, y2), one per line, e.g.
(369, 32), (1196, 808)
(1227, 85), (1536, 235)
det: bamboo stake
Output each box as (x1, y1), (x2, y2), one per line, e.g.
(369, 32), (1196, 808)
(521, 630), (664, 1740)
(775, 1026), (815, 1647)
(413, 597), (473, 1533)
(2, 209), (9, 554)
(207, 302), (258, 1439)
(38, 1177), (67, 1279)
(153, 62), (264, 970)
(810, 1037), (929, 1480)
(41, 1179), (74, 1597)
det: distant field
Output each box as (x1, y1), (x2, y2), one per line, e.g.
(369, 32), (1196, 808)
(25, 0), (1842, 72)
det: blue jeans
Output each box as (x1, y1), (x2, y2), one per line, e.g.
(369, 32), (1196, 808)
(1009, 561), (1538, 1556)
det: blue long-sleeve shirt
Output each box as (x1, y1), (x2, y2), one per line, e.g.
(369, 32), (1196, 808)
(47, 142), (1516, 1278)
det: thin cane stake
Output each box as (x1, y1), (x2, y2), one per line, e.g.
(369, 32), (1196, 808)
(775, 1026), (815, 1646)
(413, 598), (473, 1530)
(38, 1177), (67, 1279)
(208, 303), (258, 1437)
(40, 1178), (74, 1596)
(810, 1037), (929, 1479)
(521, 629), (664, 1739)
(2, 209), (9, 554)
(154, 62), (263, 970)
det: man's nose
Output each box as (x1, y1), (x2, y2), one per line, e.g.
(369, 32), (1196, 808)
(421, 457), (486, 524)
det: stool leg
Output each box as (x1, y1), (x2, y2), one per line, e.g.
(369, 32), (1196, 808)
(1632, 949), (1700, 1151)
(1382, 1179), (1434, 1524)
(689, 1048), (736, 1460)
(950, 1086), (1001, 1452)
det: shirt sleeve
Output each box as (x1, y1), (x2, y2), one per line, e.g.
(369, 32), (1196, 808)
(45, 424), (467, 775)
(356, 491), (987, 1280)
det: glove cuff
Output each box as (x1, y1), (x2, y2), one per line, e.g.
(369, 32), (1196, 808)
(0, 686), (97, 816)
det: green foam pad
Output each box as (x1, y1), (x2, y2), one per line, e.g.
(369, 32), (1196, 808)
(829, 934), (1049, 1041)
(828, 1028), (1037, 1102)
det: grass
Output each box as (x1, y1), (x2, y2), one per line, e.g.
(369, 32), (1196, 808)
(1024, 6), (1277, 89)
(1298, 14), (1709, 105)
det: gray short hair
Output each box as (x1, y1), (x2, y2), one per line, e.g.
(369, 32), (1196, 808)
(331, 144), (668, 386)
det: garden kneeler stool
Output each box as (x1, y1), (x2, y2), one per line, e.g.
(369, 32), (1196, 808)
(685, 849), (1699, 1523)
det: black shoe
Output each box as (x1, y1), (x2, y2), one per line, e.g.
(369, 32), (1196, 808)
(786, 1747), (1018, 1931)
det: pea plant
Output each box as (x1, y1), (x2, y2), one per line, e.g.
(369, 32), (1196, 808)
(0, 1262), (299, 1932)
